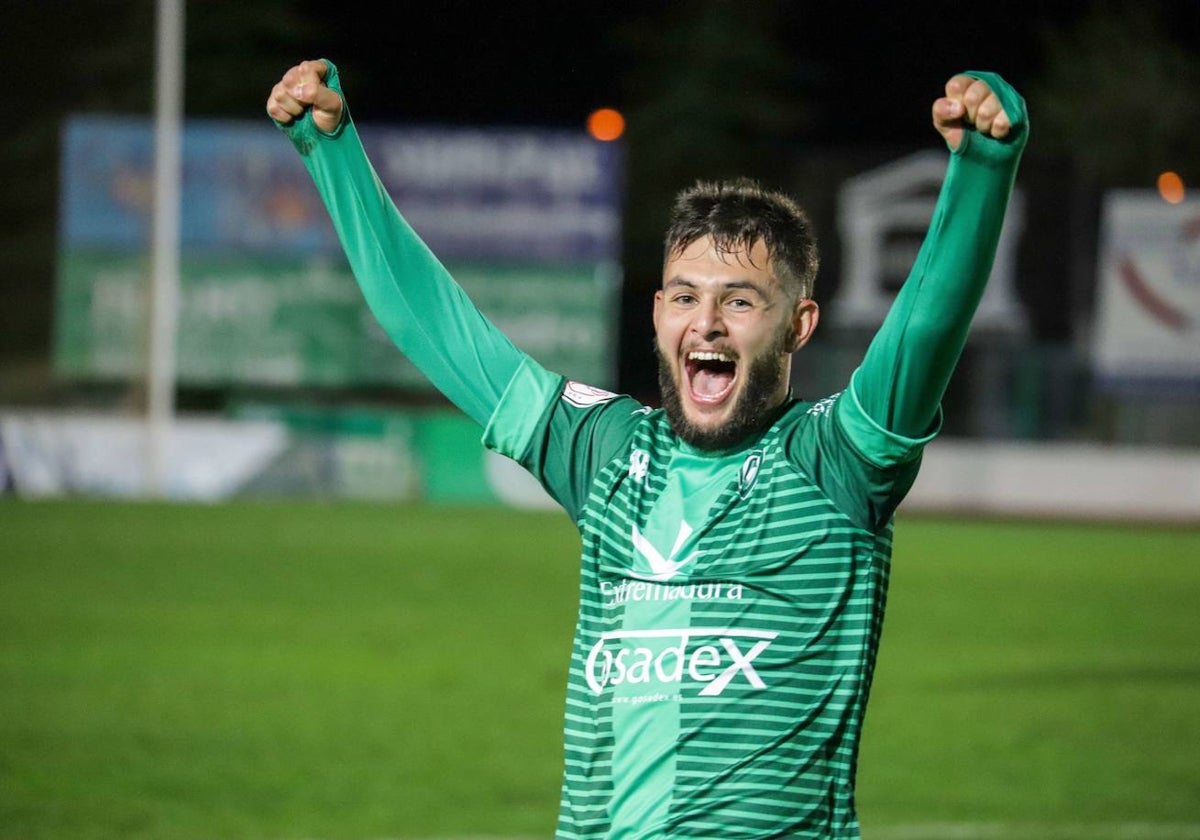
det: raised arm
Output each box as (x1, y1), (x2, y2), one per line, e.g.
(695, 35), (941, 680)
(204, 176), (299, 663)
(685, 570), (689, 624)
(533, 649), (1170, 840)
(266, 59), (531, 427)
(849, 72), (1028, 439)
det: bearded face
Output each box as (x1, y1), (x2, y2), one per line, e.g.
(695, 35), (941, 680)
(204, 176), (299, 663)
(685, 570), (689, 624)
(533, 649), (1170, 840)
(652, 236), (818, 451)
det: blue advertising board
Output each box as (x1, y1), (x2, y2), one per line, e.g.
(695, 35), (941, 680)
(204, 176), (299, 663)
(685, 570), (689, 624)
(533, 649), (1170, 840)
(57, 115), (623, 387)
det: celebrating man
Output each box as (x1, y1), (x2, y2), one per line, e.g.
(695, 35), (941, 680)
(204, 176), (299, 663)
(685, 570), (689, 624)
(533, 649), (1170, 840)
(267, 59), (1026, 838)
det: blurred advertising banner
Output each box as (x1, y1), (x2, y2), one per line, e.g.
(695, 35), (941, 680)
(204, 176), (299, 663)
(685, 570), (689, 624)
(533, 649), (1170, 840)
(55, 255), (616, 387)
(55, 115), (622, 387)
(1092, 193), (1200, 395)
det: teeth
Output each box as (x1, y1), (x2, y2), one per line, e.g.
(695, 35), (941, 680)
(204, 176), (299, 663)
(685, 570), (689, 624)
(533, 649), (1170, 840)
(688, 351), (734, 363)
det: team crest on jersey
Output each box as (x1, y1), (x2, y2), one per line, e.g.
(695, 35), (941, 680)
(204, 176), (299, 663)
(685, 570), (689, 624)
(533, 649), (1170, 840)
(562, 381), (618, 408)
(738, 451), (764, 497)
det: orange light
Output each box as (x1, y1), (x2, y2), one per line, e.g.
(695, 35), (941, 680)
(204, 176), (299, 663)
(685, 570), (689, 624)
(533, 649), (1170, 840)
(587, 108), (625, 142)
(1158, 171), (1185, 204)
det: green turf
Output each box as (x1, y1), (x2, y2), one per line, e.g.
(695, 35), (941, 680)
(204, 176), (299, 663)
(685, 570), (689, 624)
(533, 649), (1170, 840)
(1, 500), (1197, 839)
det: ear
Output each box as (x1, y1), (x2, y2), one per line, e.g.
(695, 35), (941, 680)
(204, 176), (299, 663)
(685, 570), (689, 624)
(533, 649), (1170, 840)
(785, 299), (820, 353)
(652, 289), (664, 332)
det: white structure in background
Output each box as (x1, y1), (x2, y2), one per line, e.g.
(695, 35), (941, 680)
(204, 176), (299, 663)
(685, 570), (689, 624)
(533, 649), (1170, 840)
(1092, 192), (1200, 389)
(3, 412), (1197, 522)
(0, 413), (286, 501)
(835, 151), (1025, 331)
(146, 0), (185, 496)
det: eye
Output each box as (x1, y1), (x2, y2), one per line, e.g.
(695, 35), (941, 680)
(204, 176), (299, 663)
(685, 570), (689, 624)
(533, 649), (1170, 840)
(726, 297), (754, 311)
(672, 293), (697, 306)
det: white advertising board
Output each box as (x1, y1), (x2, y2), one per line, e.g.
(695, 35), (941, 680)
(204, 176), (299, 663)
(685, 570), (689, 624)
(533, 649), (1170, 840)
(1093, 192), (1200, 393)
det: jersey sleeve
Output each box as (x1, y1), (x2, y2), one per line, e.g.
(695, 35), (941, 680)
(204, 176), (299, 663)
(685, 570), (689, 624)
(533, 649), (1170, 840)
(844, 71), (1028, 454)
(483, 358), (646, 523)
(785, 394), (928, 532)
(275, 60), (527, 427)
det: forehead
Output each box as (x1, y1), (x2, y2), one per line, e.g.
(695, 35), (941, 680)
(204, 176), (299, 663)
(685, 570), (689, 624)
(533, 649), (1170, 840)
(662, 235), (777, 289)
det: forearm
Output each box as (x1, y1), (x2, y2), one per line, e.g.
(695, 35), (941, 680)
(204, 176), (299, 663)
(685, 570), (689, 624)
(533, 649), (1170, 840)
(279, 65), (526, 426)
(853, 74), (1026, 437)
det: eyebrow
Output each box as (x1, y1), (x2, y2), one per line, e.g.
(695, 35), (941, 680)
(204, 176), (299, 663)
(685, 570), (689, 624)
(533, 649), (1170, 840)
(663, 277), (769, 295)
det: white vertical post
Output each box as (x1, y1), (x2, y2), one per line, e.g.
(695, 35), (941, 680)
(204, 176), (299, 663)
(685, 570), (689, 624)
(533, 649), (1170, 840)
(147, 0), (184, 496)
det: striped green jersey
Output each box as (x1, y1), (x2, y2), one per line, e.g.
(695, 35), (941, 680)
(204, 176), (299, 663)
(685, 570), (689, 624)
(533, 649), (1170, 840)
(280, 61), (1026, 840)
(484, 361), (934, 838)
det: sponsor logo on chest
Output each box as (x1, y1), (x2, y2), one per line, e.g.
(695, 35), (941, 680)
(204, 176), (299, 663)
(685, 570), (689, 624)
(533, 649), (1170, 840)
(585, 628), (776, 697)
(629, 520), (699, 581)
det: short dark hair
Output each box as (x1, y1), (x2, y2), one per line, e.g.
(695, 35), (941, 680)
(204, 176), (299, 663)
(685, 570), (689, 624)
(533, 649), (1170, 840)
(663, 178), (820, 300)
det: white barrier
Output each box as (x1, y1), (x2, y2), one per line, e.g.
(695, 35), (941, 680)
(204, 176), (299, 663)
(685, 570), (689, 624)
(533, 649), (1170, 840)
(2, 411), (1196, 523)
(907, 440), (1200, 522)
(0, 411), (286, 501)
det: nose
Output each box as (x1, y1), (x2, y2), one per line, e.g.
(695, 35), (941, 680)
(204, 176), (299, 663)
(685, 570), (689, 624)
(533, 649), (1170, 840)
(692, 297), (726, 341)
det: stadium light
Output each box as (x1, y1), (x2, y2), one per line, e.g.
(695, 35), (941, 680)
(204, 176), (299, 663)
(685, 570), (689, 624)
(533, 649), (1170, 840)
(1157, 171), (1185, 204)
(587, 108), (625, 142)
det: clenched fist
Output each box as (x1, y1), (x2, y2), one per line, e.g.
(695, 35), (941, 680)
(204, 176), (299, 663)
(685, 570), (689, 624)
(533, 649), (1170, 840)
(932, 74), (1014, 152)
(266, 59), (343, 133)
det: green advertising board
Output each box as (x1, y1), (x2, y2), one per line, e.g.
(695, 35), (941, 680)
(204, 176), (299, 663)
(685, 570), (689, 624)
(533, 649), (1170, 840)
(55, 252), (619, 388)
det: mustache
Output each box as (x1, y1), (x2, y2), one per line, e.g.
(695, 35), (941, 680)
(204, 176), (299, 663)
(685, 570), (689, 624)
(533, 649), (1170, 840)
(654, 342), (786, 451)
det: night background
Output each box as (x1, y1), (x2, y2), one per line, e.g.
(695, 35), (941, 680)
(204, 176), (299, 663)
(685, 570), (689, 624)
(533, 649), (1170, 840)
(6, 0), (1200, 408)
(2, 4), (1200, 839)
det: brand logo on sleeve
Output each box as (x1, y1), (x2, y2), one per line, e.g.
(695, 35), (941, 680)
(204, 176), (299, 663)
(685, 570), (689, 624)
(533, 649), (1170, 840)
(806, 393), (840, 416)
(562, 381), (619, 408)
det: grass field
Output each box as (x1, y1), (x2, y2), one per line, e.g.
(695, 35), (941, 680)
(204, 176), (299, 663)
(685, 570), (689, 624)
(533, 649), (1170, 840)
(1, 500), (1197, 839)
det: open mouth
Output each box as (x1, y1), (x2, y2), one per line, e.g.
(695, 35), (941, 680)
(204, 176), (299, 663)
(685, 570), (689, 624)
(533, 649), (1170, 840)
(685, 350), (738, 406)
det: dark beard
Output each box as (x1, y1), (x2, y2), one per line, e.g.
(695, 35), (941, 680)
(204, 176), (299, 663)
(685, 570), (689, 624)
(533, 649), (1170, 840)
(656, 343), (789, 451)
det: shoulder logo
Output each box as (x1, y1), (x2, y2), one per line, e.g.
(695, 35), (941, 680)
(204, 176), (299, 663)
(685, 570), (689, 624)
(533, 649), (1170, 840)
(562, 381), (619, 408)
(628, 448), (650, 483)
(806, 392), (840, 417)
(630, 521), (701, 582)
(738, 451), (763, 497)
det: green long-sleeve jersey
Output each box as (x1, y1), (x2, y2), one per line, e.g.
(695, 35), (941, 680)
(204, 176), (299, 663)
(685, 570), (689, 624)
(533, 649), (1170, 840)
(280, 63), (1026, 838)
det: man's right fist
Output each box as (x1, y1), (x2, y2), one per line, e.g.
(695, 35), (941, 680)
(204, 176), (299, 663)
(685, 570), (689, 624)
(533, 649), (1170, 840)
(266, 59), (344, 133)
